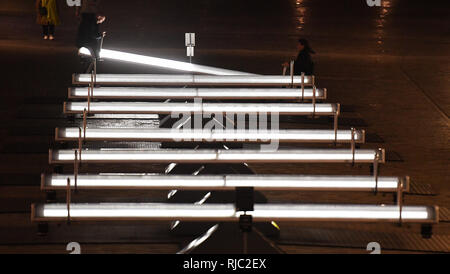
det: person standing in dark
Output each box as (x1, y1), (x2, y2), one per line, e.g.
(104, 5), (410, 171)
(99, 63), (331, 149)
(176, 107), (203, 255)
(35, 0), (60, 40)
(75, 0), (106, 58)
(282, 38), (316, 76)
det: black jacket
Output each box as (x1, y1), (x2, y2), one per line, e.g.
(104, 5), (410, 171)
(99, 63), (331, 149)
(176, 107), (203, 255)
(294, 50), (314, 76)
(76, 13), (101, 58)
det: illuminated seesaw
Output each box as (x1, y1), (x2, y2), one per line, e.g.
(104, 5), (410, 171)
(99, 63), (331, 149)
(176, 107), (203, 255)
(72, 74), (314, 87)
(55, 128), (364, 144)
(68, 87), (326, 100)
(63, 102), (339, 115)
(78, 47), (255, 76)
(49, 148), (385, 164)
(31, 203), (438, 223)
(41, 174), (407, 192)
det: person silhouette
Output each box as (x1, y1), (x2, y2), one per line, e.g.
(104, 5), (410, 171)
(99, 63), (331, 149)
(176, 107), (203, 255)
(282, 38), (315, 76)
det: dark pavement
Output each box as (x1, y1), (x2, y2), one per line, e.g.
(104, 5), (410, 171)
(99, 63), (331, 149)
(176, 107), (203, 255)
(0, 0), (448, 253)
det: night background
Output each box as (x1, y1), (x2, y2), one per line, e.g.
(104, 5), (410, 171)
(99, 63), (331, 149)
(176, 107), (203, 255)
(0, 0), (448, 254)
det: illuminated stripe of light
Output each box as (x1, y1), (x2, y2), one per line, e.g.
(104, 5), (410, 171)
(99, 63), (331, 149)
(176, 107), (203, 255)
(64, 102), (337, 115)
(72, 74), (313, 86)
(33, 203), (436, 222)
(44, 174), (403, 192)
(50, 149), (384, 163)
(57, 128), (364, 143)
(79, 47), (254, 76)
(69, 87), (325, 100)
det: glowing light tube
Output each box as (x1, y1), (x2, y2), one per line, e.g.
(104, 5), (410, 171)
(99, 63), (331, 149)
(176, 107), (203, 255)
(49, 148), (385, 164)
(63, 102), (338, 115)
(42, 174), (408, 192)
(55, 128), (364, 143)
(31, 203), (438, 223)
(72, 74), (313, 86)
(68, 87), (326, 100)
(78, 47), (254, 76)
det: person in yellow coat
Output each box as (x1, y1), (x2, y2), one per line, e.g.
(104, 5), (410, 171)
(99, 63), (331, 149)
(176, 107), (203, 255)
(35, 0), (60, 40)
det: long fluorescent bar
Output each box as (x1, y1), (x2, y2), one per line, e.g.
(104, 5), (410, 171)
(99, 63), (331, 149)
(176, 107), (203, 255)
(42, 174), (407, 192)
(63, 102), (338, 115)
(49, 148), (385, 164)
(55, 128), (364, 143)
(78, 47), (254, 76)
(72, 74), (313, 86)
(68, 87), (326, 100)
(31, 203), (438, 223)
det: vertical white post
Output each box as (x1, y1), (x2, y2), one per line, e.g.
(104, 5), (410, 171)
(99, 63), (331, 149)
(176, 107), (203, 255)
(185, 33), (195, 63)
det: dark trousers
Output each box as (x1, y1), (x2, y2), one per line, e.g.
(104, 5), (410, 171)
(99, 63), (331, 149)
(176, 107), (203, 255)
(42, 24), (55, 36)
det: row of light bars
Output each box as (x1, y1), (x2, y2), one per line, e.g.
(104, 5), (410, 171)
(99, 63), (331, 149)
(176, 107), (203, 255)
(31, 203), (438, 223)
(41, 174), (407, 192)
(63, 102), (338, 115)
(49, 148), (385, 164)
(78, 47), (255, 76)
(55, 128), (364, 143)
(72, 74), (313, 86)
(31, 48), (438, 227)
(68, 87), (326, 100)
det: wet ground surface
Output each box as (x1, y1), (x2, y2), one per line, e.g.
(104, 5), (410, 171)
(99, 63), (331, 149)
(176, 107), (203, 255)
(0, 0), (448, 253)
